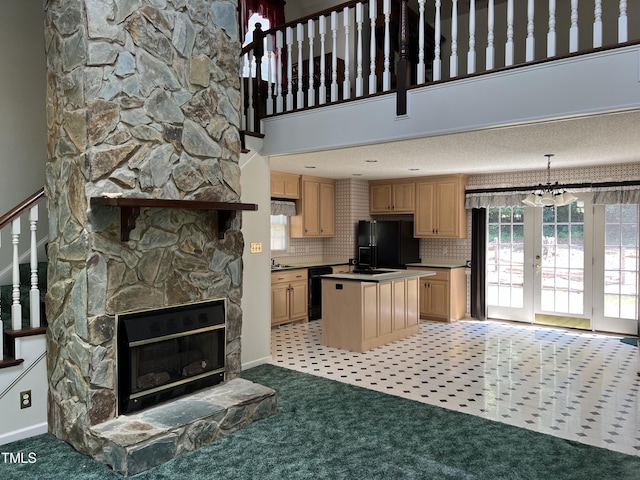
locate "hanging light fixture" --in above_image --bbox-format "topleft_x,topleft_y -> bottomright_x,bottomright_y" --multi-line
522,154 -> 577,207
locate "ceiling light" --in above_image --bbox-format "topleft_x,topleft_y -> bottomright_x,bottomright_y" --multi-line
365,159 -> 377,163
408,168 -> 420,171
304,165 -> 316,169
522,154 -> 577,207
352,173 -> 363,176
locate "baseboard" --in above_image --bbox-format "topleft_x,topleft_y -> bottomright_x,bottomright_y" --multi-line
241,355 -> 273,371
0,422 -> 48,446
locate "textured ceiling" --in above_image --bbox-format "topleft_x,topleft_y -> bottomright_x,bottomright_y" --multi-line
269,109 -> 640,180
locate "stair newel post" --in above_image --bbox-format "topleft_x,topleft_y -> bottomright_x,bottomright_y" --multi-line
450,0 -> 458,78
276,30 -> 284,113
319,15 -> 327,105
486,0 -> 495,70
433,0 -> 442,81
619,1 -> 628,43
355,2 -> 364,97
383,0 -> 391,91
526,0 -> 535,61
569,0 -> 579,53
593,1 -> 603,48
505,0 -> 514,66
369,0 -> 377,94
296,22 -> 304,108
266,33 -> 274,116
331,11 -> 339,102
396,0 -> 409,116
253,23 -> 265,132
11,218 -> 22,332
467,0 -> 476,74
29,205 -> 40,328
547,0 -> 556,57
286,26 -> 294,111
417,0 -> 426,84
307,19 -> 316,107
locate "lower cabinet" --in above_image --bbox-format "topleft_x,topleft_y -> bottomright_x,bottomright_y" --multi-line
409,267 -> 466,322
271,269 -> 308,327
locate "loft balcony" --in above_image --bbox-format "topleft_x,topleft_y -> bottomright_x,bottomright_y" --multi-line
240,1 -> 640,161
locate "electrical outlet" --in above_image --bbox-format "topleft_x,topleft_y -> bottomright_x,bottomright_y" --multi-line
20,390 -> 31,409
250,242 -> 262,253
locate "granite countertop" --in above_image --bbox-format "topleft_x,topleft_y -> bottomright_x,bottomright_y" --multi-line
271,257 -> 350,272
406,259 -> 468,269
321,269 -> 435,283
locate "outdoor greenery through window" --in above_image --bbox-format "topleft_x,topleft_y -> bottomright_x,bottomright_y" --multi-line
487,206 -> 525,308
271,215 -> 288,252
604,204 -> 639,319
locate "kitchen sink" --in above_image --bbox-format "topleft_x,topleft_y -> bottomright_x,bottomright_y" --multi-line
351,269 -> 395,275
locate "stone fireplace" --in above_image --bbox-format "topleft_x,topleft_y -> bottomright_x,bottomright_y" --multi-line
43,0 -> 274,475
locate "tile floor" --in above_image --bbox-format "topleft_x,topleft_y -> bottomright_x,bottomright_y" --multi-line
271,319 -> 640,457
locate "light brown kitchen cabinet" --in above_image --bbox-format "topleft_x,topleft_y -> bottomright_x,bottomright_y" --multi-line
408,267 -> 466,322
271,269 -> 308,327
369,180 -> 415,214
270,171 -> 300,199
290,176 -> 335,237
414,174 -> 467,238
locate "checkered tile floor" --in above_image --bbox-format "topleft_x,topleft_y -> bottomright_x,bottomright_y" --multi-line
271,319 -> 640,457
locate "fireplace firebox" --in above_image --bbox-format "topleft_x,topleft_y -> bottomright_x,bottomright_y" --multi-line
116,299 -> 226,415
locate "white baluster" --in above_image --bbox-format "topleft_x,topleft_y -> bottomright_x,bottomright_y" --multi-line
266,34 -> 274,115
319,16 -> 327,105
547,0 -> 556,57
450,0 -> 458,78
29,205 -> 40,328
383,0 -> 391,91
239,67 -> 246,131
286,27 -> 293,111
467,0 -> 476,74
369,0 -> 377,93
275,30 -> 284,113
308,19 -> 316,107
356,3 -> 364,96
505,0 -> 514,66
526,0 -> 535,61
619,1 -> 628,43
246,69 -> 254,131
296,23 -> 304,108
593,1 -> 603,48
343,7 -> 351,100
433,0 -> 442,81
12,219 -> 22,331
569,0 -> 579,53
417,0 -> 426,84
331,11 -> 339,102
486,0 -> 495,70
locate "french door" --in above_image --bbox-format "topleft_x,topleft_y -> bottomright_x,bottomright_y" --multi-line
487,198 -> 639,334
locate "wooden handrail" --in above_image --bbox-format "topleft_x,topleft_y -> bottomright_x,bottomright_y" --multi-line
0,188 -> 45,231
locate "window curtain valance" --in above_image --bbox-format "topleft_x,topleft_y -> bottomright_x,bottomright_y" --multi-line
271,199 -> 297,216
465,182 -> 640,209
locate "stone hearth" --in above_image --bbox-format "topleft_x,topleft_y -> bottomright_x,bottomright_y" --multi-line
43,0 -> 272,474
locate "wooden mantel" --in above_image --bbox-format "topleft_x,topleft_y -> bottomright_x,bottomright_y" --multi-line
90,196 -> 258,241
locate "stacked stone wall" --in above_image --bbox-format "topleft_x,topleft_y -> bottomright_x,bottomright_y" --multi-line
44,0 -> 243,455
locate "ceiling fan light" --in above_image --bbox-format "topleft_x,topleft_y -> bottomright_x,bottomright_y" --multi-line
540,191 -> 555,205
522,193 -> 539,206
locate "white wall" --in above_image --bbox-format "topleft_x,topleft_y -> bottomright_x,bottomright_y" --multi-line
0,1 -> 47,212
240,141 -> 272,369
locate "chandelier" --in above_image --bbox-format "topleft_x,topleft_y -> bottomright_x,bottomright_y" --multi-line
522,154 -> 577,207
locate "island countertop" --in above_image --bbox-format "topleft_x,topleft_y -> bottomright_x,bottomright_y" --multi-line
321,269 -> 435,283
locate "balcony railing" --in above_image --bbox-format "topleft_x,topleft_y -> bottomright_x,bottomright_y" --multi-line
240,0 -> 637,134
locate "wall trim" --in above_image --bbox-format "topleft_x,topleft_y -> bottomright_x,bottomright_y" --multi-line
0,422 -> 48,447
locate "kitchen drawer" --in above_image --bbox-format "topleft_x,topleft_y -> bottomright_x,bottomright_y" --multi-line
271,269 -> 308,285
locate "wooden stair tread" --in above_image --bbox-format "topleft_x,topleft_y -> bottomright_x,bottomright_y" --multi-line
0,357 -> 24,368
5,326 -> 47,339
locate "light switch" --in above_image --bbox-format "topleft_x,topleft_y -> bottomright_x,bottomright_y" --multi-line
250,242 -> 262,253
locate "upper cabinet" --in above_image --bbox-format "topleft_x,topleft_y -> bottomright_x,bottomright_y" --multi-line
290,175 -> 336,238
414,174 -> 468,238
270,171 -> 300,199
369,180 -> 415,214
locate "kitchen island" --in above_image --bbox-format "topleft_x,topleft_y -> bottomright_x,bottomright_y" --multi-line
321,269 -> 434,352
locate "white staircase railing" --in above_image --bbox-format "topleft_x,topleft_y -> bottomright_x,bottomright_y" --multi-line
241,0 -> 638,133
0,189 -> 46,362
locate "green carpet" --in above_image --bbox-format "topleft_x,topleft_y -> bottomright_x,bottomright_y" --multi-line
2,364 -> 640,479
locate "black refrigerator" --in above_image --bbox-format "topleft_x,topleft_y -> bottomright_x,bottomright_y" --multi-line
357,220 -> 420,269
